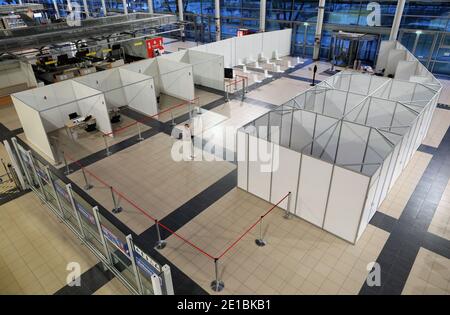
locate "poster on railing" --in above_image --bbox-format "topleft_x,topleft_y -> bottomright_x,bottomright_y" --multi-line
35,167 -> 48,182
54,182 -> 71,202
101,225 -> 129,256
75,201 -> 96,225
134,245 -> 161,276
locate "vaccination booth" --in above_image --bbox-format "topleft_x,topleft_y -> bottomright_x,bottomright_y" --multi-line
12,80 -> 112,162
237,42 -> 441,243
123,57 -> 195,102
74,68 -> 158,116
160,50 -> 225,91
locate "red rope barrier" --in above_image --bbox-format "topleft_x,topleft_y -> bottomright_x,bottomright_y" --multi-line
103,97 -> 200,137
216,192 -> 290,260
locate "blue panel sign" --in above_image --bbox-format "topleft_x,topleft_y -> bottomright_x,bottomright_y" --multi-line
135,254 -> 158,278
101,225 -> 129,256
134,245 -> 161,273
54,182 -> 70,202
75,201 -> 96,225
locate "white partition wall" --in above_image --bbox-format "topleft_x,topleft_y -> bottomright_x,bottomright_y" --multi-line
237,40 -> 441,244
74,68 -> 158,116
12,80 -> 112,162
190,29 -> 292,67
157,58 -> 195,101
160,50 -> 225,91
12,95 -> 53,160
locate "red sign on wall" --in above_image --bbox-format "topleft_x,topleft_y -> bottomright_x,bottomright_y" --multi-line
146,37 -> 164,58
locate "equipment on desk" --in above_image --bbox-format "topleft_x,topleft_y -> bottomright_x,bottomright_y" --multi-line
72,117 -> 85,124
68,112 -> 79,120
84,115 -> 97,132
224,68 -> 234,79
109,107 -> 121,124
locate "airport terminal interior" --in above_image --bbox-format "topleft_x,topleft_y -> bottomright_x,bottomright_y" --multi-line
0,0 -> 449,296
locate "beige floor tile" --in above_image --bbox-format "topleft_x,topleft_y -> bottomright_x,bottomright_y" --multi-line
0,193 -> 100,294
402,247 -> 450,295
247,77 -> 312,105
159,188 -> 389,295
422,108 -> 450,148
378,151 -> 433,219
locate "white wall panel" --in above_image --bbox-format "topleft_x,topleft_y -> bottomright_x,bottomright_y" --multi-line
12,96 -> 55,162
395,60 -> 418,81
270,145 -> 300,211
237,131 -> 248,190
248,135 -> 273,200
386,49 -> 407,76
323,166 -> 370,243
296,155 -> 333,227
72,81 -> 112,135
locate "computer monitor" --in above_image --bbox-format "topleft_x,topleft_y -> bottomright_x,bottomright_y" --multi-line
224,68 -> 234,79
68,112 -> 78,120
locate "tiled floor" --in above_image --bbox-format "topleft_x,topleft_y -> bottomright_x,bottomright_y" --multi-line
160,188 -> 389,295
290,61 -> 334,82
68,132 -> 236,234
1,57 -> 450,295
422,108 -> 450,148
378,151 -> 433,219
46,114 -> 150,166
156,88 -> 223,123
94,277 -> 130,295
0,104 -> 21,131
0,193 -> 99,294
402,247 -> 450,295
247,77 -> 312,105
205,100 -> 272,152
428,178 -> 450,241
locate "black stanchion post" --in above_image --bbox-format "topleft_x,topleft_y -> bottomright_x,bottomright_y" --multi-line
311,64 -> 317,86
284,192 -> 292,219
110,186 -> 122,214
210,258 -> 224,292
255,215 -> 266,247
154,220 -> 167,250
81,167 -> 93,190
62,151 -> 72,175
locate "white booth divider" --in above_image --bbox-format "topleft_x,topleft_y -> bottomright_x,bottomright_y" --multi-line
191,29 -> 292,68
12,80 -> 111,162
123,57 -> 195,101
237,40 -> 441,243
74,68 -> 158,116
161,50 -> 225,91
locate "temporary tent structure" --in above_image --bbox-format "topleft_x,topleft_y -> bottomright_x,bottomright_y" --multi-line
237,41 -> 441,243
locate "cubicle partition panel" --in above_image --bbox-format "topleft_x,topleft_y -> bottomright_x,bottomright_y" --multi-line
12,94 -> 54,161
118,69 -> 157,116
190,29 -> 292,67
187,51 -> 224,91
156,58 -> 195,101
12,80 -> 111,162
236,41 -> 441,244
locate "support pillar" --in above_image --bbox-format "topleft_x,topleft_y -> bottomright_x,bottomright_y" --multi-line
259,0 -> 266,33
389,0 -> 406,40
214,0 -> 221,41
123,0 -> 128,14
313,0 -> 326,60
178,0 -> 185,40
82,0 -> 89,17
148,0 -> 154,14
101,0 -> 107,16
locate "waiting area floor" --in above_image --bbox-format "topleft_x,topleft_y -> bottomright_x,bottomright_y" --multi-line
1,57 -> 450,295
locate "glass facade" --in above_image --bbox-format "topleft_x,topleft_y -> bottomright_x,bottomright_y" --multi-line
2,0 -> 450,75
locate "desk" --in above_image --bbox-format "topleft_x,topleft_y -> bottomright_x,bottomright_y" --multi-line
65,117 -> 96,140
